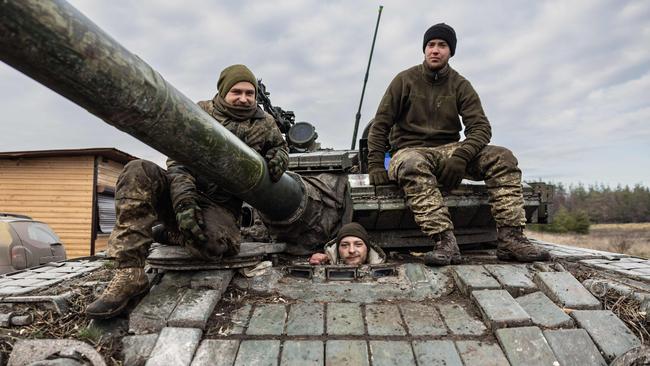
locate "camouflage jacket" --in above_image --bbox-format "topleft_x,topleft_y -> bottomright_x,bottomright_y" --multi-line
167,97 -> 288,212
367,63 -> 492,167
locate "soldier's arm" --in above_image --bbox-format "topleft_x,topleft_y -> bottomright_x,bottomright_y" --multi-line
263,115 -> 289,181
166,159 -> 199,209
367,76 -> 402,168
264,115 -> 289,158
454,80 -> 492,162
166,159 -> 208,250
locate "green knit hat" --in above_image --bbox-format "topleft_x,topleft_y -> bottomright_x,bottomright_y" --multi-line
217,64 -> 258,97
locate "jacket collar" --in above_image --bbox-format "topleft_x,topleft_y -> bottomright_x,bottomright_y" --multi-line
421,62 -> 450,84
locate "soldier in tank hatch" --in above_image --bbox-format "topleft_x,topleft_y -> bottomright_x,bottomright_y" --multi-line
309,222 -> 386,265
367,23 -> 550,266
86,64 -> 289,319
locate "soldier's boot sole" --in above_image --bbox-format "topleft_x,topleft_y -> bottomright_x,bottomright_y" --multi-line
423,251 -> 461,266
426,229 -> 462,266
424,253 -> 451,266
86,285 -> 150,320
450,252 -> 462,264
496,248 -> 550,262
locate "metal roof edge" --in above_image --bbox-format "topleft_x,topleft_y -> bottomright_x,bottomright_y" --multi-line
0,147 -> 139,164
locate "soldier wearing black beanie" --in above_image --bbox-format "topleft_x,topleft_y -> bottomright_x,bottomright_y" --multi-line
367,22 -> 551,266
422,23 -> 457,56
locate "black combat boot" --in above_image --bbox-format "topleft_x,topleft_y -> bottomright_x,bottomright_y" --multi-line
85,267 -> 149,319
424,229 -> 461,266
496,226 -> 550,262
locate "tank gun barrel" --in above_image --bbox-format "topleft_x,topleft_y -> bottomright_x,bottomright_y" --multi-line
0,0 -> 302,221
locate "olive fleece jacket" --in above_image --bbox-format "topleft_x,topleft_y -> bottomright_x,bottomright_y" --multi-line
167,96 -> 288,214
367,63 -> 492,168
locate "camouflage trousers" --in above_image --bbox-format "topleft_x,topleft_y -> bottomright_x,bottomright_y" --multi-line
107,159 -> 240,268
388,143 -> 526,236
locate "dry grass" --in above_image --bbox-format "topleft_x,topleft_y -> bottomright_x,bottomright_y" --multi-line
0,267 -> 123,365
527,223 -> 650,258
601,291 -> 650,344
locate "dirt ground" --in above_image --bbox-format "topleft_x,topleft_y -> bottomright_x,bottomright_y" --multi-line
527,223 -> 650,259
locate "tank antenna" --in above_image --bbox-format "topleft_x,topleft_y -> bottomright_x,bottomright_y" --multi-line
351,5 -> 383,150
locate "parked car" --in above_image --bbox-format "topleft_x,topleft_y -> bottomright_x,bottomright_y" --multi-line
0,213 -> 66,274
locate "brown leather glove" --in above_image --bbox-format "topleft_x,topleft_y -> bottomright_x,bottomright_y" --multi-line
368,164 -> 390,185
438,155 -> 467,189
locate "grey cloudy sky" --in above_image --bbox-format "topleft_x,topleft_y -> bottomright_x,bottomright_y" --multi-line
1,0 -> 649,187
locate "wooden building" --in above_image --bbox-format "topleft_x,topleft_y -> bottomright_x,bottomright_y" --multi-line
0,148 -> 137,258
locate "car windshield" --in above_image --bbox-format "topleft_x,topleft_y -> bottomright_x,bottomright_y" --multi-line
11,221 -> 60,244
0,222 -> 15,246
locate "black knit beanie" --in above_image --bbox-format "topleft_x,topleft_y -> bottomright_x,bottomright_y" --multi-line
336,222 -> 370,246
422,23 -> 457,56
217,64 -> 258,97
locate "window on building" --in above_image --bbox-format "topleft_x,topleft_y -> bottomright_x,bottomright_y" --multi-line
97,193 -> 115,234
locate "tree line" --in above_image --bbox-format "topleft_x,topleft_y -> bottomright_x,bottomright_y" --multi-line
530,183 -> 650,233
551,183 -> 650,223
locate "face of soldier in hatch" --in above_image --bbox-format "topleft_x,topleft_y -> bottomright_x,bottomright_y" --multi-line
338,236 -> 369,265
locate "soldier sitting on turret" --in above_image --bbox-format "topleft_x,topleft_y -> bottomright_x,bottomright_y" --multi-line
86,64 -> 289,319
367,23 -> 550,266
309,223 -> 386,265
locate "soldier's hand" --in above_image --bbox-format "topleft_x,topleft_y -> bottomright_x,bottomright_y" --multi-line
309,253 -> 330,265
175,199 -> 208,246
438,155 -> 467,189
265,149 -> 288,182
368,165 -> 390,186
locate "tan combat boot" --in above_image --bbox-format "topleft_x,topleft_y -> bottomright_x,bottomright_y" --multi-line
496,226 -> 550,262
424,230 -> 461,266
85,267 -> 149,319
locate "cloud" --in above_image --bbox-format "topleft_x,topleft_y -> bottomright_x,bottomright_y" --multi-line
0,0 -> 648,187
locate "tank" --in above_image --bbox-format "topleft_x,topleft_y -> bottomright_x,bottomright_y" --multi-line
0,1 -> 648,365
